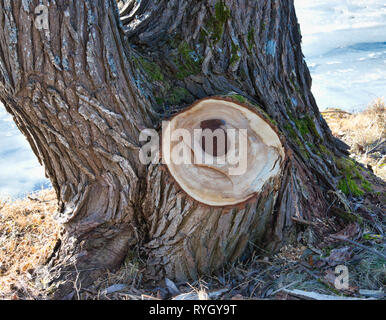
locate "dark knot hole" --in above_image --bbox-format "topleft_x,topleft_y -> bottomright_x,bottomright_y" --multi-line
199,119 -> 228,157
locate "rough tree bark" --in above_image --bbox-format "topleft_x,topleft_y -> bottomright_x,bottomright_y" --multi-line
0,0 -> 349,296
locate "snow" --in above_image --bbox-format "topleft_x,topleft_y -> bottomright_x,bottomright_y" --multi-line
0,108 -> 50,199
1,0 -> 385,197
295,0 -> 386,111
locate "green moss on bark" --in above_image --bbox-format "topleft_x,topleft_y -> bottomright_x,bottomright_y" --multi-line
288,113 -> 320,141
204,1 -> 231,44
166,87 -> 192,106
336,157 -> 373,197
338,177 -> 365,197
247,28 -> 255,52
133,56 -> 164,82
174,42 -> 203,79
230,41 -> 241,66
213,1 -> 230,42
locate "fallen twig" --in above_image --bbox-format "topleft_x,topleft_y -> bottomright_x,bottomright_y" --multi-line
282,289 -> 365,300
269,281 -> 301,296
27,196 -> 50,203
330,235 -> 386,260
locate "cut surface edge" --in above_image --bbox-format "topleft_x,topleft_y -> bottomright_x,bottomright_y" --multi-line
162,97 -> 285,207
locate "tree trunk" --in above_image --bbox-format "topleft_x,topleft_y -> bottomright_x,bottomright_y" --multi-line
0,0 -> 349,296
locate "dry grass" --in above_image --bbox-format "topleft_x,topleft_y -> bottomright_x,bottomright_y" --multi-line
347,242 -> 385,290
0,189 -> 59,299
322,98 -> 385,146
322,98 -> 386,180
